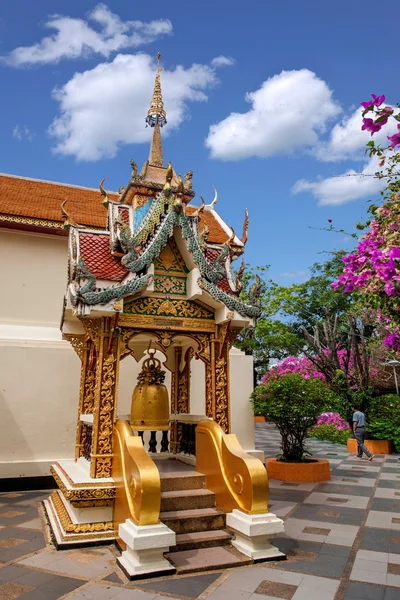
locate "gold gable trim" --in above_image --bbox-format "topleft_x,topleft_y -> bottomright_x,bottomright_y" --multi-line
123,297 -> 214,320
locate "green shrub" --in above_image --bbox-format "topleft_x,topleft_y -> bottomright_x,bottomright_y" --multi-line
308,424 -> 352,445
366,394 -> 400,452
251,373 -> 340,462
367,394 -> 400,420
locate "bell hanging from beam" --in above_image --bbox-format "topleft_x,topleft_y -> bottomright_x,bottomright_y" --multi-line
130,347 -> 170,431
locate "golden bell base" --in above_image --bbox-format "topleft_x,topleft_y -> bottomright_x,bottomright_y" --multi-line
130,424 -> 171,431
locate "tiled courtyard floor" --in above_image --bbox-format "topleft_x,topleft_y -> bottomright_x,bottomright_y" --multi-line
0,422 -> 399,600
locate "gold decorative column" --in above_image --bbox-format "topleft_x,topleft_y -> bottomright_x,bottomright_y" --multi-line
177,347 -> 193,414
89,317 -> 120,478
213,324 -> 237,433
205,340 -> 216,420
170,347 -> 182,453
75,339 -> 94,459
63,334 -> 93,460
170,347 -> 181,415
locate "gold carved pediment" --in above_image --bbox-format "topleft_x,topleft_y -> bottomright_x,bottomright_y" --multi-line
123,297 -> 214,320
152,239 -> 189,297
154,239 -> 188,274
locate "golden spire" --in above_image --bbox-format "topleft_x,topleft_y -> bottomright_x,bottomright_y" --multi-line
146,53 -> 167,167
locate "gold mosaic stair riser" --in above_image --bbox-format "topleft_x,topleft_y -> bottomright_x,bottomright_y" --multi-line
50,491 -> 113,534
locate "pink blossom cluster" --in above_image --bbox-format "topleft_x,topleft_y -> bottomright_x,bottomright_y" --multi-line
316,412 -> 350,431
384,333 -> 400,351
333,96 -> 400,299
331,217 -> 400,297
261,348 -> 380,387
361,93 -> 400,147
333,94 -> 400,356
261,355 -> 325,384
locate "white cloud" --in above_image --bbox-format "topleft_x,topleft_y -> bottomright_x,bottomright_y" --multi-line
49,53 -> 217,161
210,55 -> 235,68
292,155 -> 382,206
12,125 -> 34,142
315,104 -> 397,162
280,270 -> 308,281
293,106 -> 400,205
205,69 -> 341,160
2,4 -> 172,66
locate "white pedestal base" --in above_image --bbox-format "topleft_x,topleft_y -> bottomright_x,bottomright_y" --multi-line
226,509 -> 286,561
117,519 -> 176,579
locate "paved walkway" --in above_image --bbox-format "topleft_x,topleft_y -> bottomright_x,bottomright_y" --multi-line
0,423 -> 398,600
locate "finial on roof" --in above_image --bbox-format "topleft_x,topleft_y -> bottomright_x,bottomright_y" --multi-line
193,196 -> 205,217
146,53 -> 167,167
99,178 -> 110,208
209,186 -> 218,209
61,199 -> 80,229
163,162 -> 173,197
240,209 -> 249,245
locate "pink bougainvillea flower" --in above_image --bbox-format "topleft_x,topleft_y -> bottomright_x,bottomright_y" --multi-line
361,94 -> 385,110
371,94 -> 386,107
362,118 -> 382,135
388,124 -> 400,149
361,101 -> 374,110
384,334 -> 400,351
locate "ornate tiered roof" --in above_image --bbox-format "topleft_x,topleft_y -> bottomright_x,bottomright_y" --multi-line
61,56 -> 261,323
0,55 -> 260,325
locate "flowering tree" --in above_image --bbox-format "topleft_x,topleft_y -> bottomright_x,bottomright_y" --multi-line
315,412 -> 350,430
333,95 -> 400,352
261,355 -> 325,384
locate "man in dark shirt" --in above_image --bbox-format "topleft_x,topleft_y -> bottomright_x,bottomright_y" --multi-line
352,405 -> 374,460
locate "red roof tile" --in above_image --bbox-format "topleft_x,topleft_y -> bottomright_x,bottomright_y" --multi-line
0,174 -> 117,229
186,206 -> 230,245
79,232 -> 128,282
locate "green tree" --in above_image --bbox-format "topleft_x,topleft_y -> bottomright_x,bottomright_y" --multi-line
235,266 -> 302,379
251,373 -> 340,462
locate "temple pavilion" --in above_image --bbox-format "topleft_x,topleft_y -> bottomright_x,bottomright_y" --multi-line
0,55 -> 284,577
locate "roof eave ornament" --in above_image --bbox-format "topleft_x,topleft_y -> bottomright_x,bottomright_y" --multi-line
240,209 -> 249,245
192,196 -> 205,218
99,178 -> 111,208
61,199 -> 80,230
205,186 -> 218,209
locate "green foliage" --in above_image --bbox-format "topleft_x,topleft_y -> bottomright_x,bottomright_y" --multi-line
251,373 -> 340,462
270,252 -> 354,336
235,265 -> 303,378
235,256 -> 356,381
308,424 -> 352,445
368,394 -> 400,420
366,394 -> 400,452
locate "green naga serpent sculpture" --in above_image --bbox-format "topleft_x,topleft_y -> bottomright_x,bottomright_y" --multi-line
72,258 -> 151,306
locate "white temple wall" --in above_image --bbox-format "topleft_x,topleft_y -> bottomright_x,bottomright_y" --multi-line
229,347 -> 257,455
0,229 -> 258,478
0,342 -> 79,478
0,229 -> 68,326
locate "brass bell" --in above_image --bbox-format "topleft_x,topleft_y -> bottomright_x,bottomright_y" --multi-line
130,350 -> 170,431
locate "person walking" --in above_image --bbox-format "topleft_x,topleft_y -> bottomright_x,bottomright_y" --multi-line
352,405 -> 374,461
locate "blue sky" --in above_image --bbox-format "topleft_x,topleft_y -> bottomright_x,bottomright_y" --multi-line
1,1 -> 399,283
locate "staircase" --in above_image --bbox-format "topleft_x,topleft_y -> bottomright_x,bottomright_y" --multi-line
156,460 -> 252,573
